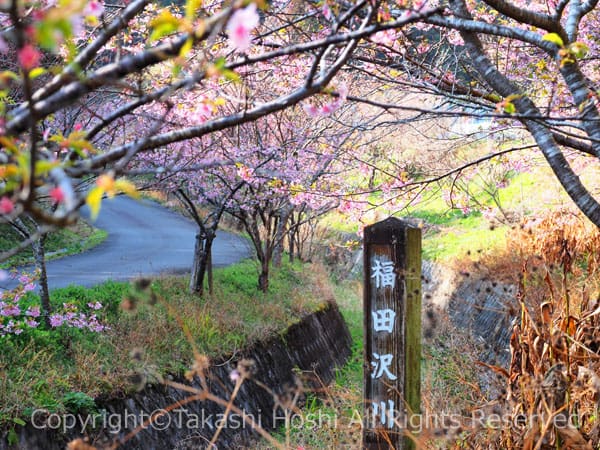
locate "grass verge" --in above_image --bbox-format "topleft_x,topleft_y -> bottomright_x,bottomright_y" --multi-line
0,259 -> 325,424
256,278 -> 364,449
0,220 -> 107,268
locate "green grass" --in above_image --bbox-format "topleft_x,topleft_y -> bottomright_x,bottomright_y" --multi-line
0,259 -> 327,424
258,278 -> 484,449
0,220 -> 107,268
319,152 -> 574,263
412,169 -> 560,261
257,279 -> 364,449
421,216 -> 508,261
318,170 -> 544,262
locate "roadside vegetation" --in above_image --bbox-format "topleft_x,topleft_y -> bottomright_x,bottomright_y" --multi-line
0,259 -> 326,424
255,149 -> 600,448
2,157 -> 599,449
0,220 -> 107,269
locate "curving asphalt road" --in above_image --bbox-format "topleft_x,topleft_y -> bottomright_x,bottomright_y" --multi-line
0,196 -> 251,290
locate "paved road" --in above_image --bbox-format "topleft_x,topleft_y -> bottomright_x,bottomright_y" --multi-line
0,196 -> 251,290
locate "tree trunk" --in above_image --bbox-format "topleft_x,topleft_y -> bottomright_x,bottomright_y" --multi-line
258,257 -> 269,293
288,228 -> 295,263
189,232 -> 205,295
11,218 -> 52,327
273,207 -> 291,267
207,243 -> 213,297
292,226 -> 302,262
453,3 -> 600,227
190,231 -> 216,296
32,234 -> 51,328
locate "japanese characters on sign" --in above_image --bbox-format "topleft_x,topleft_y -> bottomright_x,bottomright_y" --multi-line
371,260 -> 396,290
370,256 -> 398,429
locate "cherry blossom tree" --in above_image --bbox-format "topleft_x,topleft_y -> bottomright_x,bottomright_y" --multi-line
138,104 -> 357,292
0,0 -> 434,244
344,0 -> 600,225
2,0 -> 600,272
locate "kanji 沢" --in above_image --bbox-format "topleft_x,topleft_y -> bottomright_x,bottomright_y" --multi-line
371,352 -> 397,380
371,259 -> 395,289
372,308 -> 396,333
373,399 -> 396,429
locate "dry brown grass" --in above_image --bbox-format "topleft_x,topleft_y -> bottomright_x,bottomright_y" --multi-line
436,209 -> 600,449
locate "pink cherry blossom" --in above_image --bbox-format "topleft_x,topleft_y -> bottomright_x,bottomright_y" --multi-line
192,101 -> 213,123
0,270 -> 108,335
371,29 -> 397,47
226,3 -> 260,52
18,275 -> 28,284
84,0 -> 104,17
26,306 -> 41,317
237,165 -> 254,182
321,103 -> 334,115
50,187 -> 65,204
0,197 -> 14,214
49,314 -> 65,327
17,44 -> 41,71
322,2 -> 333,20
2,304 -> 20,316
302,83 -> 348,117
302,103 -> 319,118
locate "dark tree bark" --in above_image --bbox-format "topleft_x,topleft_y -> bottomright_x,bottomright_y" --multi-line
175,189 -> 215,297
189,230 -> 216,297
32,233 -> 52,328
176,185 -> 242,297
272,205 -> 292,267
10,217 -> 52,327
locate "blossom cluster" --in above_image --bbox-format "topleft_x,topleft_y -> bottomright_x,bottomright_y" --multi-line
0,271 -> 108,336
0,0 -> 105,68
302,83 -> 348,117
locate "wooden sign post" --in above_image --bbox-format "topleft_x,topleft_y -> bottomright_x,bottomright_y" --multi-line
363,217 -> 422,449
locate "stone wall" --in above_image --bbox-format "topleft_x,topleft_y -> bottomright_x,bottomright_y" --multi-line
422,260 -> 516,366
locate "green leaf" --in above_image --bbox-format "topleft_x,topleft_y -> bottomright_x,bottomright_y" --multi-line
171,63 -> 183,77
179,37 -> 194,57
185,0 -> 202,20
213,57 -> 226,70
222,69 -> 241,82
542,32 -> 564,47
36,17 -> 73,50
7,429 -> 17,446
12,418 -> 25,426
569,41 -> 589,59
1,71 -> 19,81
29,67 -> 46,79
0,136 -> 18,153
34,160 -> 59,176
503,102 -> 516,114
86,186 -> 104,221
149,10 -> 181,42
